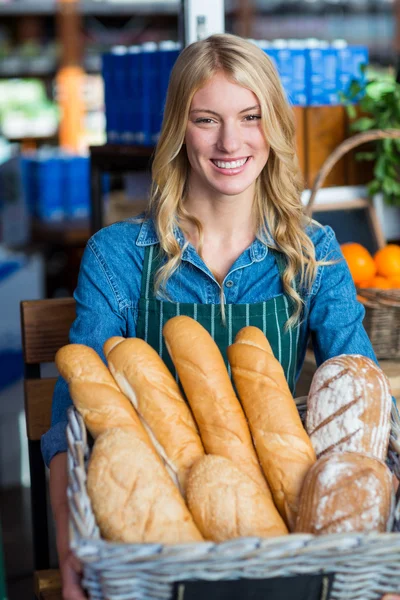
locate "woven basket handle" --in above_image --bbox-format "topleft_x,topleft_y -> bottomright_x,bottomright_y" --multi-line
304,128 -> 400,218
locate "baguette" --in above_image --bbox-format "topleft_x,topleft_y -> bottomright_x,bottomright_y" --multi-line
104,336 -> 205,495
55,344 -> 149,445
186,455 -> 288,542
295,451 -> 394,535
87,428 -> 203,544
227,326 -> 316,531
306,354 -> 392,460
163,316 -> 271,497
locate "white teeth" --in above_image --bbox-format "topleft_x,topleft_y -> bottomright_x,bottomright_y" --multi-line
213,158 -> 248,169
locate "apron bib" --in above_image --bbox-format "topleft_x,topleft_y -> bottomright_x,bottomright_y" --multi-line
136,244 -> 300,394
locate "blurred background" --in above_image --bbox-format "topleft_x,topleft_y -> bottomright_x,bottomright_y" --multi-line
1,0 -> 400,598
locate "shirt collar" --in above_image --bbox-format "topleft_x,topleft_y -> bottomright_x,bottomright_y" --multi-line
136,216 -> 269,261
136,218 -> 159,246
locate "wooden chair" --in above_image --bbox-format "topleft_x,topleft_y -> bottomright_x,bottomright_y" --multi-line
20,298 -> 76,600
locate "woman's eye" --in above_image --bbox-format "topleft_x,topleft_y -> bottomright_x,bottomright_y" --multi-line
195,118 -> 215,124
244,114 -> 262,121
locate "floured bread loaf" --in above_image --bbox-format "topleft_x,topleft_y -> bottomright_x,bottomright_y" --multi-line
306,354 -> 392,460
186,455 -> 288,542
87,428 -> 203,544
295,451 -> 393,535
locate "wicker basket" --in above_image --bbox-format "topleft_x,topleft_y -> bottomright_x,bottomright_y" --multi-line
67,400 -> 400,600
355,289 -> 400,359
305,128 -> 400,360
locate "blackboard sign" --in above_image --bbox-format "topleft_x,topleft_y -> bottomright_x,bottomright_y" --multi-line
174,573 -> 334,600
311,199 -> 385,255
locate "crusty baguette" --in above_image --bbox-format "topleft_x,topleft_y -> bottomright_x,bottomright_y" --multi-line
163,316 -> 271,497
186,455 -> 288,542
306,354 -> 392,460
227,326 -> 316,531
87,428 -> 203,544
55,344 -> 149,444
104,336 -> 205,495
295,451 -> 394,535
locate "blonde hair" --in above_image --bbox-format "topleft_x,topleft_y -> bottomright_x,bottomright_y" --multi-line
147,33 -> 318,327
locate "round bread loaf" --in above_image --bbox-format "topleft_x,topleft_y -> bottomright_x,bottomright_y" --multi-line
186,454 -> 288,542
295,451 -> 394,535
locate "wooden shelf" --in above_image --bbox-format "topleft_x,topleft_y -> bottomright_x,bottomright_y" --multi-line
90,143 -> 154,171
32,219 -> 90,246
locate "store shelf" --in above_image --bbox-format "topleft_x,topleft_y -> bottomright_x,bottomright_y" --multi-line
90,143 -> 154,171
32,218 -> 90,246
0,0 -> 179,16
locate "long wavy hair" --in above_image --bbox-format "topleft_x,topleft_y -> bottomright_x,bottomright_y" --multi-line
147,33 -> 319,326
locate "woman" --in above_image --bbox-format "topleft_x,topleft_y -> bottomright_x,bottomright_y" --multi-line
41,34 -> 394,600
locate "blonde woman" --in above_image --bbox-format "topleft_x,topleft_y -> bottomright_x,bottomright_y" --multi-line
44,34 -> 380,599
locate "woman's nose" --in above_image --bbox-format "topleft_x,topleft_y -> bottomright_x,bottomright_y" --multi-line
216,122 -> 242,154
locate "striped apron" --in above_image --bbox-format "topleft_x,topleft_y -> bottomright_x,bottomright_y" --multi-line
136,244 -> 300,394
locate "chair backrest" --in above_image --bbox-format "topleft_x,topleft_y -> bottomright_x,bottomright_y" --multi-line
20,298 -> 76,571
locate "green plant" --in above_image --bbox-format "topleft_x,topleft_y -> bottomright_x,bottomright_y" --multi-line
341,69 -> 400,207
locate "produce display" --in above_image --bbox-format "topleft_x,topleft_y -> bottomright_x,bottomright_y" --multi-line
56,317 -> 396,544
341,242 -> 400,289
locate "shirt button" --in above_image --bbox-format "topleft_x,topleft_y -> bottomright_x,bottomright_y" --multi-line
225,280 -> 234,288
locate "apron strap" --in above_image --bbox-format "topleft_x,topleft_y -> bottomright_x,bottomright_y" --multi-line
269,248 -> 299,312
140,245 -> 159,300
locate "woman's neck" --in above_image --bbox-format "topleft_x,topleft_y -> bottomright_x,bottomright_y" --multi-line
181,193 -> 257,282
182,193 -> 256,248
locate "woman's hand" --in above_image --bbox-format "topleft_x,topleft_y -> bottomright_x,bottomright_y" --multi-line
60,551 -> 86,600
49,453 -> 87,599
381,595 -> 400,599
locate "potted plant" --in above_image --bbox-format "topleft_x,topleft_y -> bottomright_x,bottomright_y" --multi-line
342,68 -> 400,241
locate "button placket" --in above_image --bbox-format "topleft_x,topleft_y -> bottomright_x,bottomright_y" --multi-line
223,270 -> 242,303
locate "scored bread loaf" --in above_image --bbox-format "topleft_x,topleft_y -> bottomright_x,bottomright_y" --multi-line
163,316 -> 271,497
306,354 -> 392,460
295,451 -> 394,535
227,326 -> 316,531
104,336 -> 205,495
186,455 -> 288,542
55,344 -> 149,444
87,428 -> 203,544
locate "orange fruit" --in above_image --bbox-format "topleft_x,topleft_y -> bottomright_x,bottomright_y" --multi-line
358,279 -> 373,289
361,275 -> 393,289
340,243 -> 376,284
388,274 -> 400,289
374,244 -> 400,278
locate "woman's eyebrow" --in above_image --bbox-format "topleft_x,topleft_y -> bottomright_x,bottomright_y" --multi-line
190,104 -> 261,116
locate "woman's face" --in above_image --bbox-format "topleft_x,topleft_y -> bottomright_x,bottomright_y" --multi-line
185,72 -> 270,200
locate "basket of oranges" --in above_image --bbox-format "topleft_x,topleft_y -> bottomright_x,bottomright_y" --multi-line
305,129 -> 400,359
341,242 -> 400,358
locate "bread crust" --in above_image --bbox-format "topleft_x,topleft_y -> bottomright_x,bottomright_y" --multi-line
186,455 -> 288,542
87,428 -> 203,544
163,316 -> 271,497
104,336 -> 204,494
228,326 -> 316,531
295,451 -> 394,534
56,344 -> 149,443
306,354 -> 392,460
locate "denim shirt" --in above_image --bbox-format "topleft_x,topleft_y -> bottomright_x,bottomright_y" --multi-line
41,217 -> 377,467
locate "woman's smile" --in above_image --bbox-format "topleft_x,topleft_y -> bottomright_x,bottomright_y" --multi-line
210,156 -> 251,175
